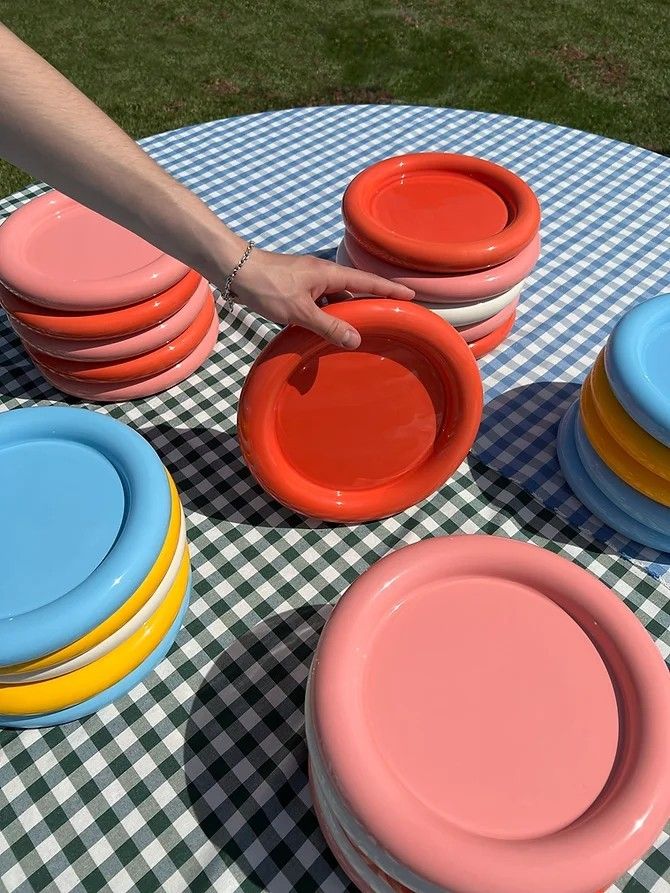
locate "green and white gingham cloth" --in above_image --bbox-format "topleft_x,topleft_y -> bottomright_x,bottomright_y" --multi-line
0,107 -> 668,893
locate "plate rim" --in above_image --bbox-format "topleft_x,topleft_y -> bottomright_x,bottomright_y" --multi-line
0,192 -> 189,309
237,299 -> 483,523
0,406 -> 171,665
342,152 -> 541,273
310,531 -> 670,892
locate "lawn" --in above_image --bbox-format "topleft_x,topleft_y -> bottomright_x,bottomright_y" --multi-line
0,0 -> 667,196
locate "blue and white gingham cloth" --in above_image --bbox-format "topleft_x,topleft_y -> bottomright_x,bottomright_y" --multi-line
5,105 -> 670,581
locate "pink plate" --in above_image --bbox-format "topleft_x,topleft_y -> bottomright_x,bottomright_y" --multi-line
457,295 -> 519,342
338,231 -> 540,303
0,192 -> 189,310
11,278 -> 211,362
310,535 -> 670,893
36,311 -> 218,402
336,233 -> 540,304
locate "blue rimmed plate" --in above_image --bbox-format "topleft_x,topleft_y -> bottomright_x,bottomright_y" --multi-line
0,578 -> 190,729
605,294 -> 670,447
0,407 -> 170,665
557,400 -> 670,552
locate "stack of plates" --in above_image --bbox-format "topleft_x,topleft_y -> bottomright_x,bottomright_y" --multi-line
338,153 -> 541,358
558,294 -> 670,551
0,192 -> 218,401
238,298 -> 483,523
0,406 -> 191,728
307,535 -> 670,893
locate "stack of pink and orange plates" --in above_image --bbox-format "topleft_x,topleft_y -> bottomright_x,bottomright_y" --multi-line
307,535 -> 670,893
0,192 -> 218,401
337,153 -> 541,358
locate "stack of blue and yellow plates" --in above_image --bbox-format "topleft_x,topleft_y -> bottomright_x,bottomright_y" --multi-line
0,406 -> 191,728
557,294 -> 670,551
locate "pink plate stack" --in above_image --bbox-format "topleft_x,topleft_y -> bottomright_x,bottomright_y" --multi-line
307,535 -> 670,893
337,153 -> 541,359
0,192 -> 218,401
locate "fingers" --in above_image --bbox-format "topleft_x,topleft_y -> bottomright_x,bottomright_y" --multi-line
320,262 -> 415,302
297,301 -> 361,350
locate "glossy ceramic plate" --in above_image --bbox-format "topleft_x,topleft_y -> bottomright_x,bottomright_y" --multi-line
414,280 -> 522,326
581,370 -> 670,506
574,408 -> 670,535
590,351 -> 670,482
238,299 -> 483,523
605,294 -> 670,446
558,401 -> 670,552
469,309 -> 516,360
0,270 -> 201,340
342,153 -> 541,272
0,407 -> 171,667
457,296 -> 518,341
37,311 -> 218,402
0,579 -> 191,729
0,511 -> 187,684
338,232 -> 540,303
11,277 -> 210,363
310,766 -> 401,893
0,548 -> 189,715
30,292 -> 216,383
1,473 -> 183,677
308,533 -> 670,893
0,192 -> 189,309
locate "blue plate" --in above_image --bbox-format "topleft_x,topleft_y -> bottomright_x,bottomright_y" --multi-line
557,401 -> 670,552
605,294 -> 670,447
0,407 -> 170,666
0,576 -> 190,729
574,410 -> 670,535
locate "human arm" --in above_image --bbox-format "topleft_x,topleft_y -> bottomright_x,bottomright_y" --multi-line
0,23 -> 413,348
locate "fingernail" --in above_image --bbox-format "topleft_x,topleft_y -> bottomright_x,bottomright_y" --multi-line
342,329 -> 360,349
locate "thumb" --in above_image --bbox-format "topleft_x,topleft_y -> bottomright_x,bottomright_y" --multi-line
299,302 -> 361,349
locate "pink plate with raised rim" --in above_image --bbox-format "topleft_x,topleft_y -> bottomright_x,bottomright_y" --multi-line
11,278 -> 211,362
309,535 -> 670,893
338,232 -> 540,303
0,192 -> 189,310
36,312 -> 218,402
456,295 -> 518,342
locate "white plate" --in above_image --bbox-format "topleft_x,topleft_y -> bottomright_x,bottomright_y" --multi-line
0,511 -> 187,683
416,280 -> 524,326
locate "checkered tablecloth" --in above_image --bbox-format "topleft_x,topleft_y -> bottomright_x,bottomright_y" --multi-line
0,106 -> 668,893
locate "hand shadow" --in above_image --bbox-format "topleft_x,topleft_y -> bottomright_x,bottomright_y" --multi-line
138,421 -> 330,531
183,603 -> 353,892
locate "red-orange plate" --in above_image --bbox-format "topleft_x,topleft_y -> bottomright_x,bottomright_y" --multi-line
238,299 -> 483,523
0,271 -> 201,340
28,292 -> 216,383
343,153 -> 541,273
470,309 -> 517,360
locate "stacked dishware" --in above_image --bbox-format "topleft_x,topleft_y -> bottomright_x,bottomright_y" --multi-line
0,406 -> 191,728
558,294 -> 670,551
338,152 -> 541,358
0,192 -> 218,401
307,535 -> 670,893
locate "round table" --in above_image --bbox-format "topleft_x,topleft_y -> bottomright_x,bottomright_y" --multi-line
0,106 -> 667,893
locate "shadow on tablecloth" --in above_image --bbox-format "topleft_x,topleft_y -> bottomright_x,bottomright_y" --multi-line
140,422 -> 330,531
182,603 -> 353,892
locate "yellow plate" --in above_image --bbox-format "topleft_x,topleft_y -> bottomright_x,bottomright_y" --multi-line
0,547 -> 190,715
3,471 -> 183,676
580,371 -> 670,507
591,351 -> 670,482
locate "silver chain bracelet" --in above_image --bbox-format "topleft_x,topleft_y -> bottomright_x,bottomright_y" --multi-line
222,240 -> 255,311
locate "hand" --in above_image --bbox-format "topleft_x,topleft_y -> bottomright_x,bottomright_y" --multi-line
230,249 -> 414,349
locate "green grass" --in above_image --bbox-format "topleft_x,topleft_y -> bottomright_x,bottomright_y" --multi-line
0,0 -> 668,196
